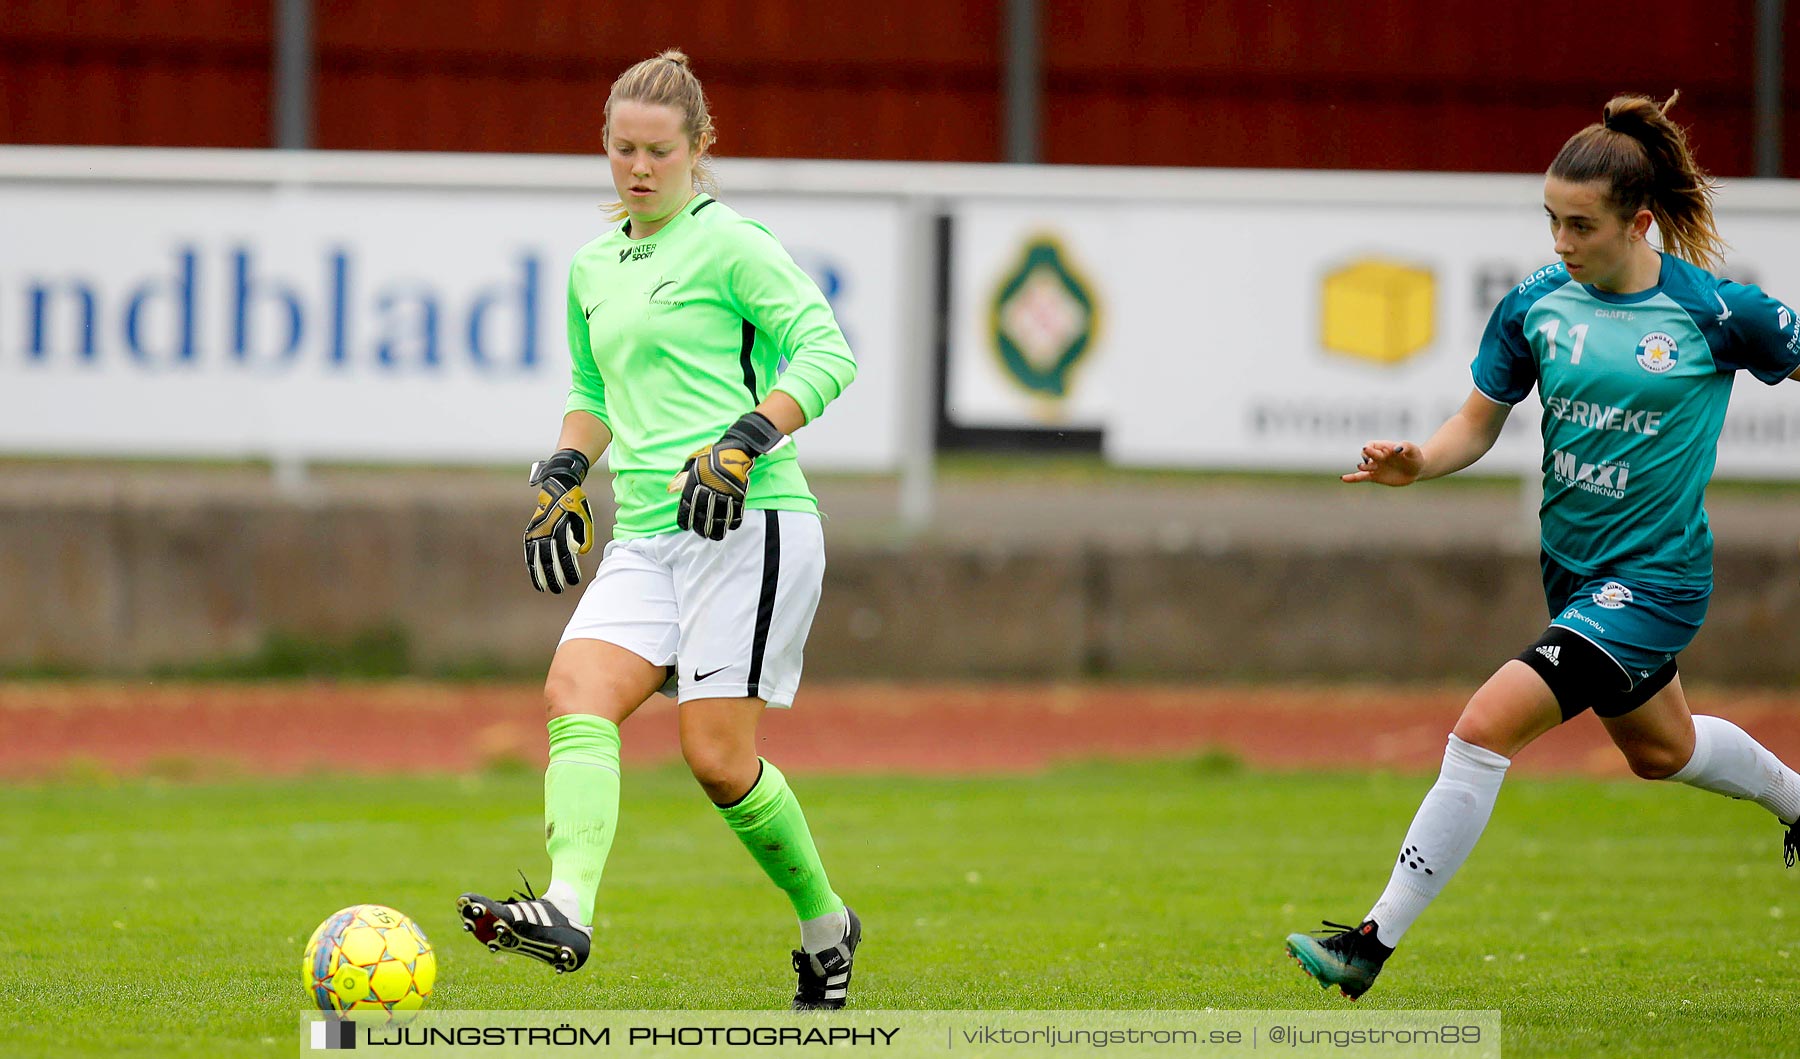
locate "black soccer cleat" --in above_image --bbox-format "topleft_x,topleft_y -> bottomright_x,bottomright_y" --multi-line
792,907 -> 861,1010
1785,819 -> 1800,869
458,890 -> 592,974
1285,919 -> 1394,1000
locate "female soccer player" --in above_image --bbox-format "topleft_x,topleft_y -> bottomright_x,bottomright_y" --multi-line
456,50 -> 862,1011
1287,93 -> 1800,1000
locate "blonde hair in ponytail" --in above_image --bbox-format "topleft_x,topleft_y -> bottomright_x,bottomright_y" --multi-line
602,50 -> 718,221
1548,91 -> 1726,271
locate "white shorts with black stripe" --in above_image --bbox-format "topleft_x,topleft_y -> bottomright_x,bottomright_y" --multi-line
559,509 -> 824,709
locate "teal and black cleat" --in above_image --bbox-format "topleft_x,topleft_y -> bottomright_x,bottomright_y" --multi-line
1285,919 -> 1393,1000
792,907 -> 861,1010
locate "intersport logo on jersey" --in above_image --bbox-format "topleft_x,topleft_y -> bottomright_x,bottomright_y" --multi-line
1550,448 -> 1631,498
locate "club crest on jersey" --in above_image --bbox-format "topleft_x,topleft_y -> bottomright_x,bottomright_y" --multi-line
1592,582 -> 1634,609
1635,331 -> 1678,374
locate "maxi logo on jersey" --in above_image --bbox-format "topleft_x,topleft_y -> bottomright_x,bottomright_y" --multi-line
1543,396 -> 1664,436
1550,448 -> 1630,498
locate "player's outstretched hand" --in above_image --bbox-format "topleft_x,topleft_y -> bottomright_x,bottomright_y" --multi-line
669,412 -> 785,541
1342,441 -> 1424,486
524,448 -> 595,593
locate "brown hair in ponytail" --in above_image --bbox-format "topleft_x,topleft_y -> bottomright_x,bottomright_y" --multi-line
1547,92 -> 1726,271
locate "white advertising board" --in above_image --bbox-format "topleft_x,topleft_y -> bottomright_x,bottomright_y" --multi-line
6,150 -> 1797,485
946,207 -> 1110,432
0,166 -> 905,470
949,184 -> 1800,477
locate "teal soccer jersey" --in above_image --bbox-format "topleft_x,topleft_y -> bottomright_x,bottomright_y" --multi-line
564,194 -> 857,539
1473,256 -> 1800,589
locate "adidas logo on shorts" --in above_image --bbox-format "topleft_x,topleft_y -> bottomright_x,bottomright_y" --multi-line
1536,644 -> 1561,666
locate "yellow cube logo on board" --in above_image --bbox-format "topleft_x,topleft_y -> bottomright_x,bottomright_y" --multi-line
1321,259 -> 1435,364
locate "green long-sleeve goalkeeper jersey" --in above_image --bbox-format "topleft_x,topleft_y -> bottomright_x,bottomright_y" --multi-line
563,193 -> 858,539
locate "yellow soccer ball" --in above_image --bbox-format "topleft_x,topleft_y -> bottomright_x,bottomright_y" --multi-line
303,904 -> 436,1024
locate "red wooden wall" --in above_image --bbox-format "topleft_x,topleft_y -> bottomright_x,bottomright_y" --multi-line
308,1 -> 1000,158
2,0 -> 1795,176
1039,1 -> 1779,175
3,0 -> 272,148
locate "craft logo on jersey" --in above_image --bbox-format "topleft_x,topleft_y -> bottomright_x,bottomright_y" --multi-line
1319,258 -> 1435,365
1635,331 -> 1678,374
1593,581 -> 1634,609
989,235 -> 1099,398
619,243 -> 657,264
1550,448 -> 1630,498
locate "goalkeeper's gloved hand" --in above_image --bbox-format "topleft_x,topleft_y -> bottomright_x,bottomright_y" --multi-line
523,448 -> 595,594
670,412 -> 784,541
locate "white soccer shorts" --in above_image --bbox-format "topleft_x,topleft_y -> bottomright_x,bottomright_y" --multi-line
559,509 -> 824,708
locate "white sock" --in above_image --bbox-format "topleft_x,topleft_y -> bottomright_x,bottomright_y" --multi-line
799,908 -> 849,954
1366,734 -> 1510,947
1669,715 -> 1800,824
543,879 -> 585,925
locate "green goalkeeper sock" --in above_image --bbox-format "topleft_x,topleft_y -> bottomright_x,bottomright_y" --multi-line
715,759 -> 845,923
543,714 -> 621,925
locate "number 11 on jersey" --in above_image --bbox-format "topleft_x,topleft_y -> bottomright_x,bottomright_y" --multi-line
1537,320 -> 1589,364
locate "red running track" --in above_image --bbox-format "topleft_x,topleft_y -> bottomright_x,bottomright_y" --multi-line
6,682 -> 1800,779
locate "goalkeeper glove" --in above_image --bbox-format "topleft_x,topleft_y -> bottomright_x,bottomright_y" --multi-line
671,412 -> 784,541
523,448 -> 595,594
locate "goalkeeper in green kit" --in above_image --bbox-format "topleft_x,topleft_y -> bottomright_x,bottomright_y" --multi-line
457,50 -> 862,1011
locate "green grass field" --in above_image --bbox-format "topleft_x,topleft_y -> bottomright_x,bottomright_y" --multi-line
4,761 -> 1796,1058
